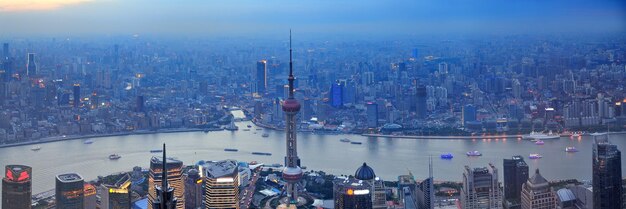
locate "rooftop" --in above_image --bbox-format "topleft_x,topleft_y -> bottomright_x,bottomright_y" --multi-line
204,159 -> 238,178
56,173 -> 83,183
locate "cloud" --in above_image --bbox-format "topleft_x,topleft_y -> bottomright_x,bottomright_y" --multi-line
0,0 -> 91,12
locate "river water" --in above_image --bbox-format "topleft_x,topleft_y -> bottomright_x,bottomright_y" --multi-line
1,121 -> 625,195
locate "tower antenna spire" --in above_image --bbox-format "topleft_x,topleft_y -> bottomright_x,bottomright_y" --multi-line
288,29 -> 295,98
161,143 -> 167,209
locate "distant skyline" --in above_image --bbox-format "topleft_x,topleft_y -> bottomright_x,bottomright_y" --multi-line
0,0 -> 625,38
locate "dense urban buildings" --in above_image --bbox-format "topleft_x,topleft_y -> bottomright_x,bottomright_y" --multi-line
2,165 -> 32,209
55,173 -> 85,209
503,156 -> 529,209
203,160 -> 240,209
149,154 -> 185,209
520,169 -> 556,209
592,134 -> 623,209
461,164 -> 503,209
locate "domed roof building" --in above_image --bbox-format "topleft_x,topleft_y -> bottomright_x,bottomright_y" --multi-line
355,162 -> 376,181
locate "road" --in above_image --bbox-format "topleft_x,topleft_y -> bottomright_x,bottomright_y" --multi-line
241,167 -> 261,208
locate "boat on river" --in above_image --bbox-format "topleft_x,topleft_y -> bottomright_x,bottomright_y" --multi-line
523,131 -> 560,140
31,146 -> 41,151
535,140 -> 545,145
109,154 -> 121,160
350,141 -> 362,145
262,133 -> 270,137
440,153 -> 454,159
466,151 -> 482,156
565,147 -> 578,152
224,148 -> 239,152
251,152 -> 272,156
340,138 -> 351,142
150,149 -> 163,153
529,154 -> 542,159
84,140 -> 93,144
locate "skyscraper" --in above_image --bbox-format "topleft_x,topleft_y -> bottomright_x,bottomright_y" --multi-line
55,173 -> 85,209
84,183 -> 97,209
101,174 -> 132,209
333,177 -> 373,209
153,144 -> 178,209
2,165 -> 32,209
136,95 -> 145,112
184,169 -> 202,209
462,104 -> 477,127
26,53 -> 37,76
256,60 -> 267,94
503,156 -> 529,209
592,134 -> 623,209
282,31 -> 304,206
203,160 -> 240,209
354,163 -> 386,209
330,81 -> 344,108
416,85 -> 427,119
2,43 -> 8,59
149,146 -> 184,209
73,84 -> 81,108
461,164 -> 503,209
366,102 -> 378,129
416,157 -> 434,209
520,169 -> 556,209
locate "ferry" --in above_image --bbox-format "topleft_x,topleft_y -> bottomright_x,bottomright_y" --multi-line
243,129 -> 251,131
340,138 -> 351,143
247,125 -> 252,128
251,152 -> 272,156
150,149 -> 163,153
109,154 -> 122,160
466,151 -> 482,156
224,148 -> 239,152
522,131 -> 560,140
84,140 -> 93,144
31,146 -> 41,151
535,140 -> 545,145
565,147 -> 579,152
262,133 -> 270,137
256,128 -> 263,131
529,154 -> 542,159
572,132 -> 582,137
440,153 -> 454,159
350,141 -> 363,145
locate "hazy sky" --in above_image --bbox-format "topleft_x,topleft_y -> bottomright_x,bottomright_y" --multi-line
0,0 -> 625,38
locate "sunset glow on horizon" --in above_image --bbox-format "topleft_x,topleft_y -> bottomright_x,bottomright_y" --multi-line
0,0 -> 91,12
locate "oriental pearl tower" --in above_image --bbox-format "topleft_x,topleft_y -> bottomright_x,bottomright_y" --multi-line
281,31 -> 303,206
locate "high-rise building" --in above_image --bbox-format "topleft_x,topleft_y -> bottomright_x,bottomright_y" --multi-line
503,156 -> 529,209
592,134 -> 623,209
2,43 -> 8,58
366,102 -> 378,129
184,169 -> 202,209
461,164 -> 503,209
520,169 -> 556,209
73,84 -> 81,108
463,104 -> 477,126
416,85 -> 427,119
153,144 -> 178,209
282,31 -> 304,207
149,151 -> 184,209
26,53 -> 37,76
330,81 -> 344,108
416,157 -> 434,209
136,95 -> 145,112
2,165 -> 32,209
256,60 -> 267,94
354,163 -> 386,209
55,173 -> 85,209
84,183 -> 97,209
333,177 -> 373,209
101,174 -> 132,209
203,160 -> 239,209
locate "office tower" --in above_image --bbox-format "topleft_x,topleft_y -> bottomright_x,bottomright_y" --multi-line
503,156 -> 529,209
149,146 -> 184,209
153,144 -> 178,209
73,84 -> 81,108
416,157 -> 434,209
416,85 -> 427,119
2,165 -> 32,209
256,60 -> 267,94
461,164 -> 503,209
333,177 -> 372,209
136,95 -> 145,112
26,53 -> 37,76
330,81 -> 344,108
84,183 -> 97,209
203,160 -> 239,209
55,173 -> 85,209
184,169 -> 202,209
520,169 -> 556,209
354,163 -> 386,209
462,104 -> 477,126
101,174 -> 132,209
593,134 -> 623,209
366,102 -> 378,129
282,31 -> 304,206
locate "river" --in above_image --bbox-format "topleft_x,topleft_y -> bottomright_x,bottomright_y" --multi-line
1,121 -> 625,196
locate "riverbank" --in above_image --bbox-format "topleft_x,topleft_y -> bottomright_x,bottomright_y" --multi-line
363,131 -> 626,140
0,128 -> 217,149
